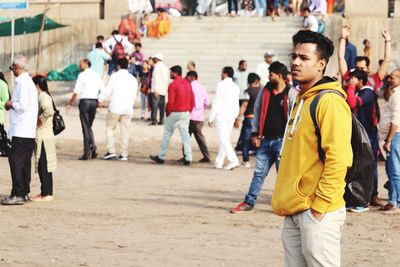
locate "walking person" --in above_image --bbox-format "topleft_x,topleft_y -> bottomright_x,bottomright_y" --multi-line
150,53 -> 169,125
233,72 -> 262,168
256,51 -> 275,87
139,60 -> 151,120
99,58 -> 138,161
104,30 -> 134,76
182,71 -> 211,163
231,63 -> 292,213
208,67 -> 240,170
67,59 -> 105,160
272,30 -> 352,266
150,66 -> 194,165
2,55 -> 38,205
31,75 -> 57,202
382,69 -> 400,213
87,42 -> 111,78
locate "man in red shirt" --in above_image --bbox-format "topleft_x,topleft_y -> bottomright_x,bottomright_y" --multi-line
150,65 -> 195,166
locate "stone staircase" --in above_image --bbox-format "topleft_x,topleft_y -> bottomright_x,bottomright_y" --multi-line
141,16 -> 303,91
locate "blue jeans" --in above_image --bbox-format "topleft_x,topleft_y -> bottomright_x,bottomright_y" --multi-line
140,92 -> 147,117
386,133 -> 400,207
255,0 -> 267,15
242,118 -> 253,162
244,137 -> 282,206
158,112 -> 192,161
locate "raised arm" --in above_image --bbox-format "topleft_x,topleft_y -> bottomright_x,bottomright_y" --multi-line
338,25 -> 350,78
378,30 -> 392,81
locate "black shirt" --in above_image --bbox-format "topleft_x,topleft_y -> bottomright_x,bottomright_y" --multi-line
243,86 -> 261,116
263,89 -> 286,139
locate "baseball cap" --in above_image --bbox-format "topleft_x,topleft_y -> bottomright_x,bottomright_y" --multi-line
152,53 -> 164,61
264,50 -> 275,57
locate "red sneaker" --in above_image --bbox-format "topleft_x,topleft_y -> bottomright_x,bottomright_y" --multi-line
230,202 -> 254,214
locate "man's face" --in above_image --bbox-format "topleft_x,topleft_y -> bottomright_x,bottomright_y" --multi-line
388,70 -> 400,88
221,70 -> 226,80
265,56 -> 273,64
186,76 -> 194,83
135,46 -> 141,52
355,60 -> 369,73
170,71 -> 175,80
79,61 -> 86,71
268,71 -> 280,86
239,62 -> 247,71
290,43 -> 326,84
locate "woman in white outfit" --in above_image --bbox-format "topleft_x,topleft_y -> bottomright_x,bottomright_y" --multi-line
209,67 -> 240,170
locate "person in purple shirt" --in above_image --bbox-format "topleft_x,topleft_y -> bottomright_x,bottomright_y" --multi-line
130,42 -> 144,78
179,71 -> 211,163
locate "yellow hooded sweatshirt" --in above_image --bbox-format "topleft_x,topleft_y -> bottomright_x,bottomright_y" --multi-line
272,78 -> 353,216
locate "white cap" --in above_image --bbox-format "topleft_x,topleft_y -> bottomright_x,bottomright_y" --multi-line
264,50 -> 275,57
152,53 -> 164,61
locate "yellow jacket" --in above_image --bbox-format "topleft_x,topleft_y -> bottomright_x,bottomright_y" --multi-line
272,78 -> 353,216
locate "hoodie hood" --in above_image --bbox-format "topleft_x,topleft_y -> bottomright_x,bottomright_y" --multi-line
298,77 -> 347,101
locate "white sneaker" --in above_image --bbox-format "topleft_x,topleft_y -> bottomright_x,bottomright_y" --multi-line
103,153 -> 117,160
242,161 -> 251,168
224,162 -> 240,170
118,155 -> 128,161
215,163 -> 223,169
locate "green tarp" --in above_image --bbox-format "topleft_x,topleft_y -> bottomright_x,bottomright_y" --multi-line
47,64 -> 80,81
0,13 -> 66,37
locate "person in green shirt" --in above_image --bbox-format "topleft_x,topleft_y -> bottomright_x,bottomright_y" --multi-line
0,72 -> 10,127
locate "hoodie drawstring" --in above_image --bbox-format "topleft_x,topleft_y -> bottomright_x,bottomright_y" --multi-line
279,98 -> 304,159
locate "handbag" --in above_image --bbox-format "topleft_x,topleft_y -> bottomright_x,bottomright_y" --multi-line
51,99 -> 65,135
0,124 -> 11,157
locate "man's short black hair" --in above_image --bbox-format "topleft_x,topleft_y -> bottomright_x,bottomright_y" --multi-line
349,69 -> 368,85
303,7 -> 311,13
292,30 -> 334,64
117,58 -> 129,69
247,73 -> 260,84
355,56 -> 370,67
186,71 -> 198,79
239,60 -> 246,66
111,30 -> 119,35
269,61 -> 289,80
170,65 -> 182,76
97,35 -> 104,40
135,42 -> 142,48
223,66 -> 234,78
82,58 -> 91,68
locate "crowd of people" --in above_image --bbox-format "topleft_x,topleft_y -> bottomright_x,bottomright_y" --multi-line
0,11 -> 399,266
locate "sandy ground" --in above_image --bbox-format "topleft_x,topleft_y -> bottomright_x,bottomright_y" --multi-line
0,103 -> 399,267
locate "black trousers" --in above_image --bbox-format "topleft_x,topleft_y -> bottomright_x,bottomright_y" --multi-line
151,94 -> 165,124
79,99 -> 97,157
38,142 -> 53,196
182,120 -> 211,160
8,137 -> 35,197
228,0 -> 239,13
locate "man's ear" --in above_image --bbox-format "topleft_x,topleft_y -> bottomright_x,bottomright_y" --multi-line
318,59 -> 327,73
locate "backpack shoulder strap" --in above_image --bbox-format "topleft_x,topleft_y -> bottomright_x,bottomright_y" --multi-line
309,90 -> 343,163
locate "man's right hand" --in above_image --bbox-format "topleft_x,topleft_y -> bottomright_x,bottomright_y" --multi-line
66,104 -> 71,113
154,92 -> 159,98
341,25 -> 351,39
251,136 -> 261,149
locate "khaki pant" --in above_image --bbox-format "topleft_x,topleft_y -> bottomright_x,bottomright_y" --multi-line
282,207 -> 346,267
106,111 -> 132,157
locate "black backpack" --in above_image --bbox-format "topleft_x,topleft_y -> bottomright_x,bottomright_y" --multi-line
310,90 -> 374,207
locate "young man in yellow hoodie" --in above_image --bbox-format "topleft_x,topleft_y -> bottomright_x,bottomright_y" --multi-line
271,30 -> 353,266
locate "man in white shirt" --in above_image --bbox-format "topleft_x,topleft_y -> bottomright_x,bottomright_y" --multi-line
150,53 -> 169,125
303,7 -> 319,32
256,51 -> 275,88
2,55 -> 38,205
208,66 -> 240,170
67,59 -> 105,160
309,0 -> 327,14
104,30 -> 134,76
382,69 -> 400,213
99,58 -> 138,161
233,60 -> 249,101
